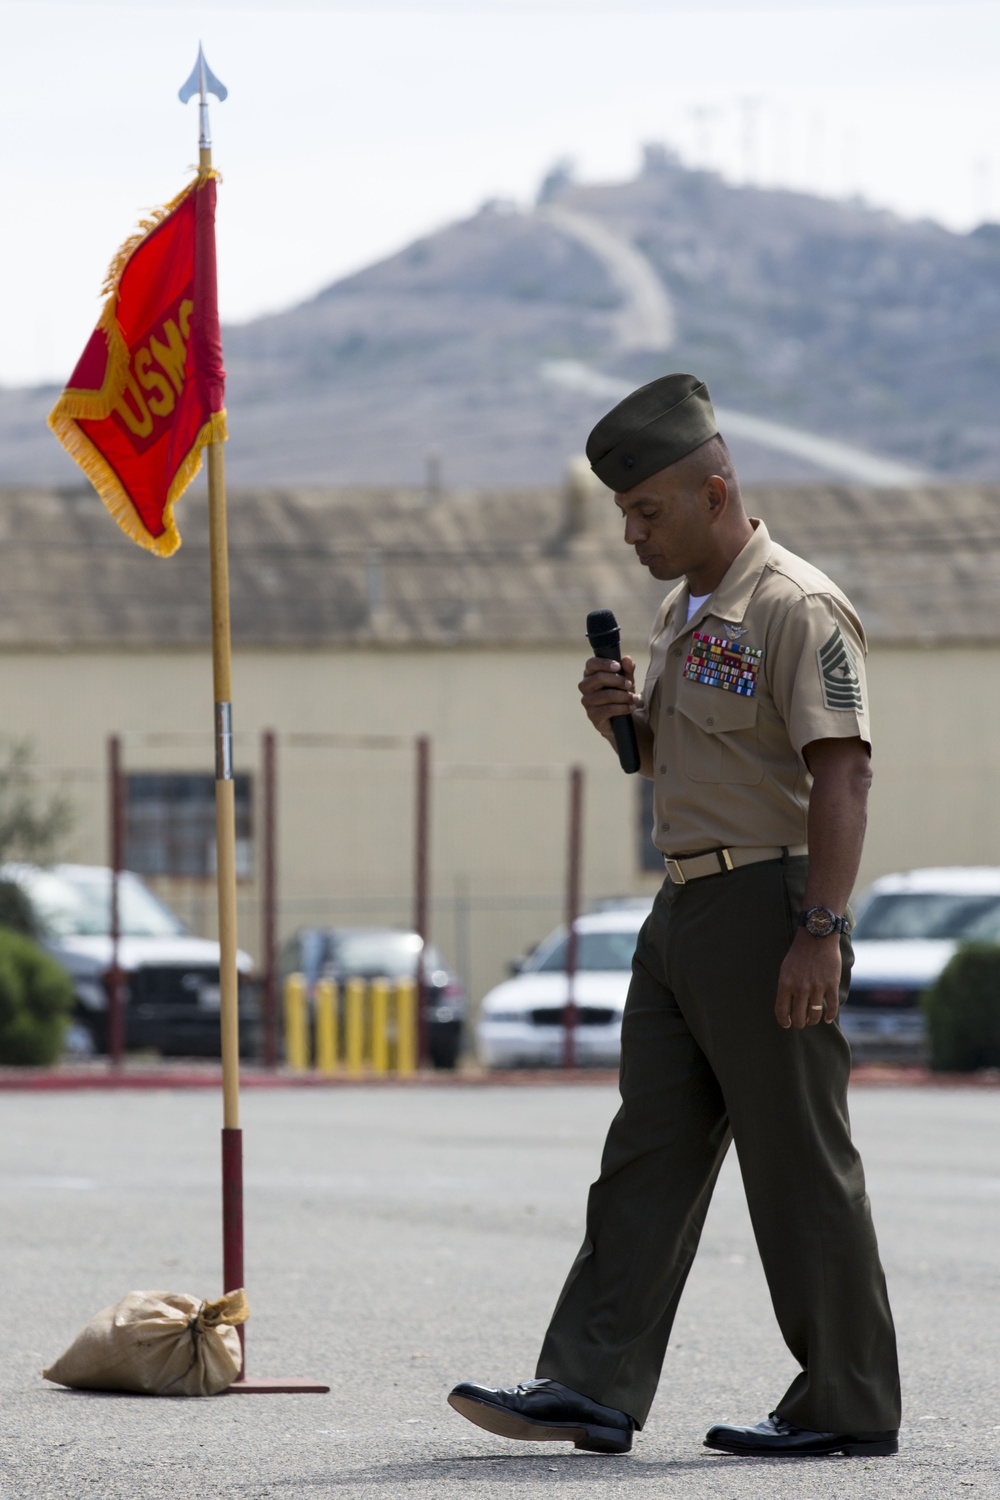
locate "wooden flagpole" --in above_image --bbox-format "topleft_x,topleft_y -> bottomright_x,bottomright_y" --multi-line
181,44 -> 328,1395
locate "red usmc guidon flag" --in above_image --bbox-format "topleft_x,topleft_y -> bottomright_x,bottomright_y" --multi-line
48,173 -> 226,557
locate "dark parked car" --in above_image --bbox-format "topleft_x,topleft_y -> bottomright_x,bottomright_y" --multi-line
279,927 -> 466,1069
2,862 -> 257,1057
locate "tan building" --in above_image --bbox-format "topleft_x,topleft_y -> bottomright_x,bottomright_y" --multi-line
2,476 -> 999,1009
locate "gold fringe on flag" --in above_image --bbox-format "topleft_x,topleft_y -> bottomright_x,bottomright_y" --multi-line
94,169 -> 219,306
48,407 -> 228,559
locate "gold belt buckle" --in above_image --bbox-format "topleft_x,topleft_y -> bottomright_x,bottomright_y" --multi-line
665,858 -> 686,885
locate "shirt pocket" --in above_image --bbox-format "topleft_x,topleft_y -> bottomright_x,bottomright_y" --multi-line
642,670 -> 663,726
676,679 -> 763,784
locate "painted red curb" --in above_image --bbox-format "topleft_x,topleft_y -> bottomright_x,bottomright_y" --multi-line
0,1067 -> 618,1092
0,1063 -> 998,1092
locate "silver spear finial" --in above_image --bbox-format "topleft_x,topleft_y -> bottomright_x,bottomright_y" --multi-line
179,43 -> 228,151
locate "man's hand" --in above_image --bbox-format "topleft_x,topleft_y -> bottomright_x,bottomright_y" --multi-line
579,653 -> 641,738
774,735 -> 870,1030
775,929 -> 842,1028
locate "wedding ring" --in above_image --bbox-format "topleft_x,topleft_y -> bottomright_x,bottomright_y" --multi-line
809,1004 -> 824,1011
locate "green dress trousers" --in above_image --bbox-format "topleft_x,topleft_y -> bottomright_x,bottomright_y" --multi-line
536,856 -> 901,1433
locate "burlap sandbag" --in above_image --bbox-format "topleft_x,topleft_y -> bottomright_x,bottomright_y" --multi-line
43,1288 -> 249,1396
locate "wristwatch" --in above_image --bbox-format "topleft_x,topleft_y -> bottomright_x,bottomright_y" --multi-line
799,905 -> 851,938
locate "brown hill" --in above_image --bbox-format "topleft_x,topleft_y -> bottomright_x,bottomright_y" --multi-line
3,151 -> 999,486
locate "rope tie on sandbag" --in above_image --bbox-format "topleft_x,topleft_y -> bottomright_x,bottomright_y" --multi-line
160,1290 -> 250,1393
197,1289 -> 250,1331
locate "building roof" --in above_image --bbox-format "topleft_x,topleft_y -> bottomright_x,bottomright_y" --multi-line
0,480 -> 996,651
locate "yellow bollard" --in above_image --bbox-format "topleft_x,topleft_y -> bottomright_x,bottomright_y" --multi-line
284,972 -> 309,1072
395,978 -> 417,1076
370,977 -> 390,1075
345,976 -> 365,1075
314,977 -> 338,1075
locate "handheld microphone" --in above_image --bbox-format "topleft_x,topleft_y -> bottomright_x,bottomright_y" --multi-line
586,609 -> 641,775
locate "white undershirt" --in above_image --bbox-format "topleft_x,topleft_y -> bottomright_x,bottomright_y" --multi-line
686,592 -> 711,622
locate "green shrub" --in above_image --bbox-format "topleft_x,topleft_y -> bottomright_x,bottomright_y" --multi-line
0,929 -> 75,1066
921,943 -> 1000,1072
0,879 -> 39,938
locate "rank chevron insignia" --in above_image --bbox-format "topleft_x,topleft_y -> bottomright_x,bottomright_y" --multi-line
818,625 -> 863,711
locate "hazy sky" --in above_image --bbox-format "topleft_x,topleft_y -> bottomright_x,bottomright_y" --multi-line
4,0 -> 999,385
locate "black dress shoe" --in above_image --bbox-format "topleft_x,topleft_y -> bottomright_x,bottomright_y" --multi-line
704,1412 -> 898,1458
447,1378 -> 634,1453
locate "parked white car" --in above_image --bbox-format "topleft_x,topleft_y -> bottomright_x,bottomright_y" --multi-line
846,866 -> 1000,1059
477,902 -> 652,1069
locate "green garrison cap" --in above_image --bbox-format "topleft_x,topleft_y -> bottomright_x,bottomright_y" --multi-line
586,373 -> 718,490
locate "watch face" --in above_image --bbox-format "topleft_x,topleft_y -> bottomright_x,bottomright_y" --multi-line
805,906 -> 837,937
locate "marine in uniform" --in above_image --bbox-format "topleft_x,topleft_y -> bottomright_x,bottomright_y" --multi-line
448,374 -> 901,1459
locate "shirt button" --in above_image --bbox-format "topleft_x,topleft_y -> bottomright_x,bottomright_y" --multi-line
666,705 -> 675,716
658,764 -> 667,774
706,716 -> 715,726
660,821 -> 670,832
672,647 -> 682,658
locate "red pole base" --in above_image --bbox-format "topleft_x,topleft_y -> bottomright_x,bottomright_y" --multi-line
222,1126 -> 245,1380
220,1125 -> 329,1394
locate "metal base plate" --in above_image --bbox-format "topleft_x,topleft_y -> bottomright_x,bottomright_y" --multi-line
225,1377 -> 330,1394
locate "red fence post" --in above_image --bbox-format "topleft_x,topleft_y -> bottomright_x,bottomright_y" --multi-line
563,765 -> 584,1070
261,730 -> 278,1068
414,735 -> 431,1067
107,735 -> 126,1069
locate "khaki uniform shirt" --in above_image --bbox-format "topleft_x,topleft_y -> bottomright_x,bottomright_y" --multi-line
636,519 -> 870,856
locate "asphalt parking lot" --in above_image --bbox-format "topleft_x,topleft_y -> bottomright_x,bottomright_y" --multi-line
0,1081 -> 997,1499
